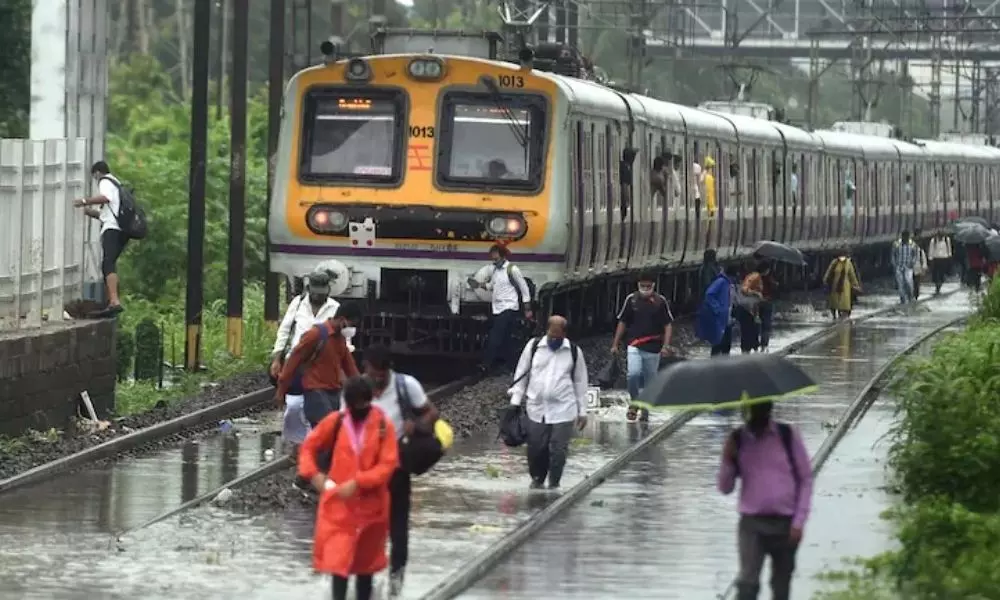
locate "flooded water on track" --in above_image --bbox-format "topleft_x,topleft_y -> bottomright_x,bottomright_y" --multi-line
0,290 -> 963,599
462,290 -> 972,599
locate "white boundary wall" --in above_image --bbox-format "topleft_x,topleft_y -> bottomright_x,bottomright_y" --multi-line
28,0 -> 109,306
0,139 -> 90,329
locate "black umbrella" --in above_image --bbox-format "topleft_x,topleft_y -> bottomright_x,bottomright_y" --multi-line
957,216 -> 990,229
751,240 -> 806,266
985,234 -> 1000,261
948,219 -> 987,234
635,353 -> 817,411
954,224 -> 991,245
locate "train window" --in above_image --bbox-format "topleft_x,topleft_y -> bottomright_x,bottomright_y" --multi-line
299,88 -> 407,184
436,91 -> 547,192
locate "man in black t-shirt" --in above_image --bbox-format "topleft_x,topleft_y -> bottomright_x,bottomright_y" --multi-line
610,272 -> 674,422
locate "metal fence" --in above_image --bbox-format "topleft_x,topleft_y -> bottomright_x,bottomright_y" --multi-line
0,138 -> 93,330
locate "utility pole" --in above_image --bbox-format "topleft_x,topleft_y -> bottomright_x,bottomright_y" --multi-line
264,0 -> 285,324
185,0 -> 211,371
226,0 -> 249,357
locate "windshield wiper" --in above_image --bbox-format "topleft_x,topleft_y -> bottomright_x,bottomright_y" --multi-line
479,75 -> 530,150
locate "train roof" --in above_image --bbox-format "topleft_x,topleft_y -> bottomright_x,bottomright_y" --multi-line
913,138 -> 1000,163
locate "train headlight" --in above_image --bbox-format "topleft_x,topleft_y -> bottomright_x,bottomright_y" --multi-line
407,58 -> 445,81
345,58 -> 371,83
487,215 -> 526,238
307,206 -> 348,234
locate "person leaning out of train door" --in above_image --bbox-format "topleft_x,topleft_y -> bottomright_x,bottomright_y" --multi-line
475,243 -> 533,375
703,155 -> 718,219
823,251 -> 861,320
278,302 -> 363,493
610,272 -> 674,423
891,230 -> 918,304
508,315 -> 588,490
718,401 -> 814,600
927,231 -> 952,295
362,344 -> 440,598
270,270 -> 341,448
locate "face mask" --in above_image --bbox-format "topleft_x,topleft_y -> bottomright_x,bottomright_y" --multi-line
493,258 -> 505,268
308,293 -> 328,305
349,405 -> 371,422
341,326 -> 356,339
547,337 -> 563,351
638,286 -> 653,297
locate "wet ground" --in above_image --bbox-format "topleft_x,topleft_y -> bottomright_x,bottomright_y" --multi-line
461,289 -> 972,600
0,287 -> 956,599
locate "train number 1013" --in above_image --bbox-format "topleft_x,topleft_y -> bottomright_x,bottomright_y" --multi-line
409,125 -> 435,138
497,74 -> 525,88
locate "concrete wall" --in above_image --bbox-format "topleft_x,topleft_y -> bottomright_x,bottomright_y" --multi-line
0,319 -> 116,436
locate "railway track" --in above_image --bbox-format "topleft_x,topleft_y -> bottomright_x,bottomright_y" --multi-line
425,291 -> 972,600
0,286 -> 968,598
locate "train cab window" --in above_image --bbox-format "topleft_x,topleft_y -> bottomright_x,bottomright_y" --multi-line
437,92 -> 547,192
299,89 -> 406,184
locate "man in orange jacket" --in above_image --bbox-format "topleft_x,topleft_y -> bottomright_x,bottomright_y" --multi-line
298,376 -> 399,600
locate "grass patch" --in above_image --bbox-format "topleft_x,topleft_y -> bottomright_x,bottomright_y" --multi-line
114,284 -> 275,416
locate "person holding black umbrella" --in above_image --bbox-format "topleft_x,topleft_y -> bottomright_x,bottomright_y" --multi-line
718,401 -> 814,600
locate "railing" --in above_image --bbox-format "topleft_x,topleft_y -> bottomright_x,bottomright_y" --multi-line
0,138 -> 94,330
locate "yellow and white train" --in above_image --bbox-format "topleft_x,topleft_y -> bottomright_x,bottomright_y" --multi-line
268,44 -> 1000,356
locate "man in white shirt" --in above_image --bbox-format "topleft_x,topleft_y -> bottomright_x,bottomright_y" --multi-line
269,269 -> 342,446
508,315 -> 588,490
362,344 -> 440,599
73,161 -> 128,316
474,243 -> 533,374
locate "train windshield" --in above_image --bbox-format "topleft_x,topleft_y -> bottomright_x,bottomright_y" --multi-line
300,91 -> 404,183
438,92 -> 547,191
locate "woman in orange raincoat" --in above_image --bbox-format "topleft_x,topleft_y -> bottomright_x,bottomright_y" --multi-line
299,375 -> 399,600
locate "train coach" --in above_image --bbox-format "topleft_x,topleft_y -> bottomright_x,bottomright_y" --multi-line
267,41 -> 1000,358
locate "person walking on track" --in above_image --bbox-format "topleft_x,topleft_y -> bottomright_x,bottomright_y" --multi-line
718,401 -> 814,600
891,230 -> 918,303
610,272 -> 674,423
823,252 -> 860,319
362,344 -> 440,598
912,229 -> 929,300
474,243 -> 533,375
278,302 -> 363,493
928,231 -> 952,294
697,265 -> 737,356
508,315 -> 588,490
298,376 -> 398,600
270,270 -> 341,447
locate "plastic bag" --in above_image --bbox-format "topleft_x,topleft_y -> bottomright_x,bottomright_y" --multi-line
497,405 -> 529,448
596,356 -> 621,390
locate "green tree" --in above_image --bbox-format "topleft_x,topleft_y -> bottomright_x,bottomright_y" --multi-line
0,0 -> 30,138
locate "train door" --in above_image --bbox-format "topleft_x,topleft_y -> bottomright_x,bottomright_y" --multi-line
720,144 -> 739,258
683,138 -> 703,262
606,123 -> 626,270
701,139 -> 722,252
767,149 -> 783,243
582,122 -> 599,273
568,120 -> 586,275
646,131 -> 664,267
666,136 -> 685,260
591,123 -> 610,272
629,127 -> 652,268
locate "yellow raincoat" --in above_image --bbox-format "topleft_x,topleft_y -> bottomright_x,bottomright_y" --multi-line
823,256 -> 860,312
704,156 -> 717,217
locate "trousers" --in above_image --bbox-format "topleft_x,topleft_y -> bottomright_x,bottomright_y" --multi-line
526,419 -> 575,488
303,389 -> 340,476
483,309 -> 520,372
894,268 -> 914,303
736,515 -> 798,600
625,345 -> 660,400
711,325 -> 733,356
388,467 -> 411,574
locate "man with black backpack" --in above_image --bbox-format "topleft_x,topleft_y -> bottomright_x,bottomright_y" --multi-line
74,161 -> 148,317
508,315 -> 588,490
717,401 -> 814,600
362,344 -> 441,599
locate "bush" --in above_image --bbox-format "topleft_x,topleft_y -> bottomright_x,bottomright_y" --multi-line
819,279 -> 1000,599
